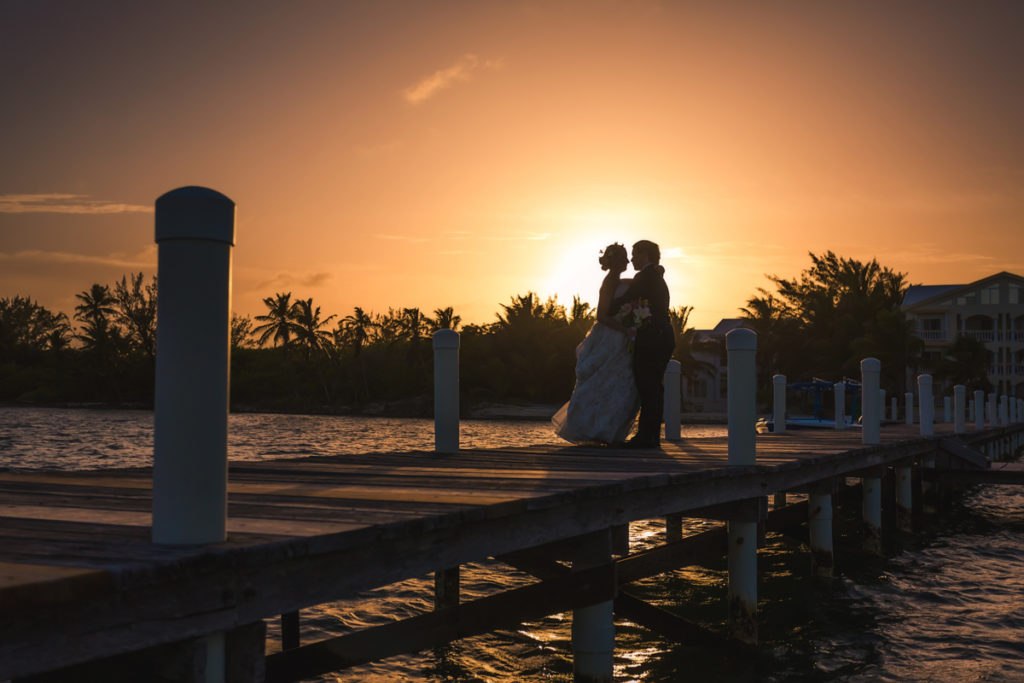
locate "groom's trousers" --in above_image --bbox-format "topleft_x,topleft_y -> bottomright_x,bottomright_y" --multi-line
633,321 -> 676,441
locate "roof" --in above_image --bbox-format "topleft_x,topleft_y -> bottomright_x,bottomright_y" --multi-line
901,271 -> 1024,310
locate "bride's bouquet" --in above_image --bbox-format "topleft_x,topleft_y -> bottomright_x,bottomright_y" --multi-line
616,298 -> 651,352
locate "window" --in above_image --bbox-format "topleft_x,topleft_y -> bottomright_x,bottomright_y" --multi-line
981,285 -> 1000,305
922,318 -> 942,331
1010,285 -> 1020,305
957,297 -> 967,306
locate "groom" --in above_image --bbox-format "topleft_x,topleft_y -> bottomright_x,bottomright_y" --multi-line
614,240 -> 676,449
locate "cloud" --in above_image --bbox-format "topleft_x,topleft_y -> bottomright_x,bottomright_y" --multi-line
0,248 -> 155,269
0,193 -> 152,214
403,54 -> 502,104
254,271 -> 333,291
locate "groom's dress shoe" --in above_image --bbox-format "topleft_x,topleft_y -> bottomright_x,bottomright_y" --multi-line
624,437 -> 660,450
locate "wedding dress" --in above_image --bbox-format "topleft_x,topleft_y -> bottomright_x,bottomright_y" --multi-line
552,284 -> 639,444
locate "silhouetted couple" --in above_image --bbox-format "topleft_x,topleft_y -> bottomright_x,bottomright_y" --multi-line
553,239 -> 676,449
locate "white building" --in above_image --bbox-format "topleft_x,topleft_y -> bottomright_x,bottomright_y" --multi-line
901,271 -> 1024,397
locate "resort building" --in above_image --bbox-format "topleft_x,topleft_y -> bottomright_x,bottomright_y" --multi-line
901,271 -> 1024,398
682,318 -> 750,412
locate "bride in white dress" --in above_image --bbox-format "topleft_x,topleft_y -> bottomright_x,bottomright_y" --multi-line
552,243 -> 640,444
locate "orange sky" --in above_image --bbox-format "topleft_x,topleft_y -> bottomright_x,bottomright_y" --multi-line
2,1 -> 1022,330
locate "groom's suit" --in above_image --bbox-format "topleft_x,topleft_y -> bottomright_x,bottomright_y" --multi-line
613,263 -> 676,444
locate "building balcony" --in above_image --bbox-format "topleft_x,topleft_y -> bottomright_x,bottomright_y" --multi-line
917,329 -> 947,342
965,330 -> 998,342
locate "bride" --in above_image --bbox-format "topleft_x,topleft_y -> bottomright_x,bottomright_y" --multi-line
552,243 -> 639,444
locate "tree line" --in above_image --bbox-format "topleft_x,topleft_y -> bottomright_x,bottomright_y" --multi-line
0,251 -> 991,414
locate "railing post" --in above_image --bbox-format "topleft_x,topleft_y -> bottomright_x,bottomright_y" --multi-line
727,328 -> 757,644
152,186 -> 235,683
153,186 -> 234,546
904,392 -> 914,425
954,385 -> 966,434
918,375 -> 933,437
571,530 -> 614,683
433,330 -> 460,453
773,374 -> 787,434
860,359 -> 882,554
834,381 -> 845,430
975,390 -> 986,431
663,360 -> 681,441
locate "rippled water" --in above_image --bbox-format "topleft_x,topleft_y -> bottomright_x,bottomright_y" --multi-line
2,407 -> 1024,682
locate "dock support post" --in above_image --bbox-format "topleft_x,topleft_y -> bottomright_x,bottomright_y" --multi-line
904,392 -> 914,425
663,360 -> 681,441
434,566 -> 460,610
572,530 -> 614,683
861,359 -> 882,555
152,187 -> 235,683
433,330 -> 460,453
943,396 -> 952,424
727,329 -> 758,644
834,381 -> 845,430
808,483 -> 833,577
895,462 -> 913,531
665,513 -> 683,542
975,390 -> 986,431
891,396 -> 898,422
773,374 -> 786,434
773,491 -> 786,509
954,385 -> 966,434
281,611 -> 300,650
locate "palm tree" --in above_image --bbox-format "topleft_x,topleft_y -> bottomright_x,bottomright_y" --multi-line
291,298 -> 336,360
73,284 -> 119,352
430,306 -> 462,333
341,306 -> 374,355
253,292 -> 298,348
399,307 -> 429,343
113,273 -> 157,360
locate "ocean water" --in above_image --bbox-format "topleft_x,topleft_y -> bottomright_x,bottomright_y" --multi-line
2,407 -> 1023,682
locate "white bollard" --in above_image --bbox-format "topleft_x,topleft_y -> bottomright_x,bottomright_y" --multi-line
988,392 -> 996,426
773,374 -> 787,435
954,385 -> 966,434
943,396 -> 952,424
891,396 -> 898,422
571,531 -> 614,682
153,186 -> 234,547
918,375 -> 933,437
726,329 -> 757,644
861,359 -> 881,445
975,390 -> 986,431
1000,395 -> 1009,425
663,360 -> 681,441
834,381 -> 846,430
727,329 -> 757,466
905,392 -> 914,425
433,330 -> 460,453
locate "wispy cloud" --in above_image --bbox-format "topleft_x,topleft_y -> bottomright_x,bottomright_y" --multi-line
0,248 -> 155,269
254,271 -> 333,291
403,54 -> 502,104
0,193 -> 152,214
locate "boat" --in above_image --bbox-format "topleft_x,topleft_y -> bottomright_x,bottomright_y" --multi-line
756,378 -> 863,433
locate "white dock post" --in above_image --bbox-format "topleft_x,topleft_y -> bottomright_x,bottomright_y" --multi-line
834,381 -> 846,430
433,330 -> 460,453
663,360 -> 681,441
918,375 -> 934,437
1000,395 -> 1009,425
904,392 -> 914,425
152,187 -> 234,683
860,359 -> 882,554
954,385 -> 966,434
727,329 -> 758,644
773,374 -> 787,434
571,531 -> 614,683
891,396 -> 898,422
988,392 -> 996,426
975,390 -> 985,431
808,483 -> 833,577
943,396 -> 952,424
153,187 -> 234,546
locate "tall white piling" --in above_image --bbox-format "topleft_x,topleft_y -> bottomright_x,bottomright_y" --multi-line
861,359 -> 881,446
834,381 -> 846,430
988,393 -> 996,426
860,359 -> 882,554
571,531 -> 614,683
773,374 -> 787,434
152,186 -> 234,547
975,390 -> 986,431
943,396 -> 952,424
1000,395 -> 1009,425
954,385 -> 966,434
808,484 -> 833,577
727,328 -> 757,644
663,360 -> 681,441
904,392 -> 914,425
891,396 -> 898,422
433,330 -> 460,453
918,375 -> 934,437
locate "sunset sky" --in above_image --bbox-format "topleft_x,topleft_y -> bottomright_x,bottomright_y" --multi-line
2,1 -> 1022,331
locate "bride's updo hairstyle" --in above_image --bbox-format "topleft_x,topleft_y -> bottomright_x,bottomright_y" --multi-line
599,243 -> 628,271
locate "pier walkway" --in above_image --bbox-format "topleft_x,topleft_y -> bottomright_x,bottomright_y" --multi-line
2,421 -> 1022,681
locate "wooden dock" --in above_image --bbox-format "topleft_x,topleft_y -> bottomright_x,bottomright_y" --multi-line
2,422 -> 1022,681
